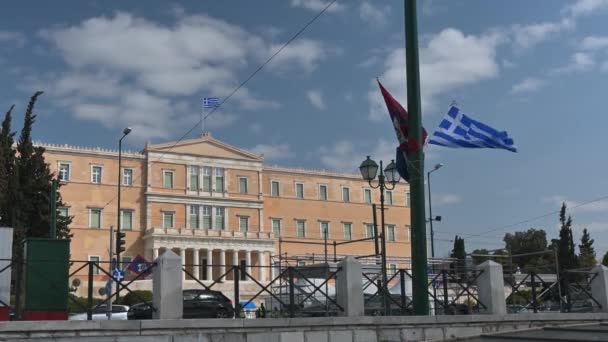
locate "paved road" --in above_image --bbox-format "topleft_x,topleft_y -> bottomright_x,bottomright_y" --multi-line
471,323 -> 608,341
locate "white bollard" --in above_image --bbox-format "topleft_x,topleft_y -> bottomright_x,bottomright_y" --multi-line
153,250 -> 183,319
476,260 -> 507,315
336,256 -> 364,317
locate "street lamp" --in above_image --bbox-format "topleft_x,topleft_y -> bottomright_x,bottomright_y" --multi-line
427,163 -> 443,260
359,156 -> 400,316
116,127 -> 131,298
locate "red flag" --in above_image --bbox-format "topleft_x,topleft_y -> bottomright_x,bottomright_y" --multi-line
377,80 -> 427,155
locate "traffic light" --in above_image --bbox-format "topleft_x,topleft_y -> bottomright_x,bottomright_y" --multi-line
116,231 -> 126,254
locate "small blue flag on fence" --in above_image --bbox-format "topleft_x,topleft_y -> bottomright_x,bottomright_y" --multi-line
203,97 -> 221,109
428,106 -> 517,153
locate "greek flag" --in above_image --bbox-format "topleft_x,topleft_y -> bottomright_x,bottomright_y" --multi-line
203,97 -> 221,109
428,106 -> 517,152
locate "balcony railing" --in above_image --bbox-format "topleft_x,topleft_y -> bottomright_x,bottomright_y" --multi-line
145,227 -> 274,239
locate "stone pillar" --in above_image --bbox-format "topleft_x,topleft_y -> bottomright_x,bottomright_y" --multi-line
153,250 -> 183,319
259,251 -> 267,282
153,248 -> 159,260
219,250 -> 226,280
476,260 -> 506,315
0,227 -> 13,318
207,249 -> 213,281
192,248 -> 200,280
336,256 -> 364,317
270,253 -> 276,279
180,248 -> 186,281
591,265 -> 608,312
246,250 -> 252,278
232,250 -> 239,282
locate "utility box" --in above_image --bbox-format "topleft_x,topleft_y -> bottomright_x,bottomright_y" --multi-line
21,238 -> 70,320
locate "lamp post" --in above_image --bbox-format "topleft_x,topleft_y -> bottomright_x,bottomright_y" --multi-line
427,163 -> 443,260
359,156 -> 400,316
116,127 -> 131,300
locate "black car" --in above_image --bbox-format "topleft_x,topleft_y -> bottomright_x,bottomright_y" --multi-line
127,290 -> 234,320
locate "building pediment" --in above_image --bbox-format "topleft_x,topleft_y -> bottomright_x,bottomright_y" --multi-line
147,133 -> 263,162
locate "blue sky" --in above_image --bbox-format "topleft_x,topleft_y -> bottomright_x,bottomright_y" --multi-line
3,0 -> 608,257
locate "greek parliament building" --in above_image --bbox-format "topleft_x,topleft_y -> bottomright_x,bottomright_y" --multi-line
41,133 -> 411,295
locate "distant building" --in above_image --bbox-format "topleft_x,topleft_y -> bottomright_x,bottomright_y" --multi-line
41,133 -> 411,296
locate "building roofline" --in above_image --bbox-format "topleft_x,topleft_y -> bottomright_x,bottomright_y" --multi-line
35,142 -> 146,159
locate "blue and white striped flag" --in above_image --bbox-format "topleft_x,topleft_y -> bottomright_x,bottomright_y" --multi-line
203,97 -> 221,109
428,106 -> 517,152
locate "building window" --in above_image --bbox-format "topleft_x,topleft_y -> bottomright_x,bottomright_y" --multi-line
297,261 -> 306,267
342,187 -> 350,202
271,180 -> 280,197
295,183 -> 304,199
405,192 -> 410,207
239,216 -> 249,232
389,264 -> 397,275
366,224 -> 374,238
162,211 -> 174,228
58,207 -> 69,218
385,190 -> 393,206
202,167 -> 212,191
296,220 -> 306,238
89,208 -> 102,229
272,219 -> 281,237
239,177 -> 248,194
121,210 -> 133,230
91,165 -> 102,184
201,206 -> 211,229
189,205 -> 200,229
215,207 -> 225,230
58,162 -> 70,182
387,224 -> 396,242
319,184 -> 328,201
405,225 -> 411,242
215,168 -> 225,192
189,166 -> 199,191
89,256 -> 100,275
364,188 -> 372,204
163,170 -> 174,189
320,221 -> 329,239
121,256 -> 132,272
343,223 -> 352,240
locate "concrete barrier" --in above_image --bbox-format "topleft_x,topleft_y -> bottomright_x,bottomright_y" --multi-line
2,313 -> 608,341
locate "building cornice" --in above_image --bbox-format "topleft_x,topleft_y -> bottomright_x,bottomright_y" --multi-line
35,142 -> 145,159
146,193 -> 264,208
264,165 -> 410,186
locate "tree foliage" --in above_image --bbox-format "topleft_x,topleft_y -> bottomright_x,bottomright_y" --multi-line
1,92 -> 72,257
450,235 -> 466,274
503,228 -> 548,271
602,251 -> 608,267
557,203 -> 578,272
578,228 -> 596,268
471,248 -> 491,265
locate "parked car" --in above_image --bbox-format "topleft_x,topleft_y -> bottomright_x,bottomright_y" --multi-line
69,305 -> 130,321
127,289 -> 234,320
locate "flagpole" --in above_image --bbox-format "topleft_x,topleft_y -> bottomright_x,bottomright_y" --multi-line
404,0 -> 429,315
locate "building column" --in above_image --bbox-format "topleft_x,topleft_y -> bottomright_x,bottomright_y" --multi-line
259,209 -> 264,232
153,247 -> 159,260
270,253 -> 276,279
179,248 -> 186,281
192,248 -> 200,280
219,249 -> 226,280
207,249 -> 213,281
245,250 -> 252,279
259,251 -> 267,282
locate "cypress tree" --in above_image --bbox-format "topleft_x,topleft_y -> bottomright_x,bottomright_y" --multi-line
0,105 -> 15,227
578,228 -> 596,268
557,203 -> 578,272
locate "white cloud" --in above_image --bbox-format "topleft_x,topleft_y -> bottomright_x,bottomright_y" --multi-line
510,77 -> 546,94
434,194 -> 463,206
552,52 -> 595,74
359,1 -> 390,28
543,195 -> 608,213
307,89 -> 325,110
290,0 -> 345,13
0,31 -> 26,47
267,39 -> 334,74
563,0 -> 608,17
581,36 -> 608,50
368,28 -> 503,120
36,12 -> 328,141
511,19 -> 573,49
318,139 -> 394,173
251,144 -> 293,161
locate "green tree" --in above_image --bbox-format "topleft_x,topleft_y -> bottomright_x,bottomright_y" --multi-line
578,228 -> 596,268
12,92 -> 72,243
602,251 -> 608,267
503,228 -> 548,271
0,105 -> 16,227
450,235 -> 466,274
557,203 -> 578,272
471,248 -> 490,265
